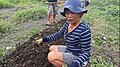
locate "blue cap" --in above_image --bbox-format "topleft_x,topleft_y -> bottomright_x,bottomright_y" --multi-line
60,0 -> 87,17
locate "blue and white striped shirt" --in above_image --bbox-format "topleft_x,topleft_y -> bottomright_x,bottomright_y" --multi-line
43,21 -> 91,66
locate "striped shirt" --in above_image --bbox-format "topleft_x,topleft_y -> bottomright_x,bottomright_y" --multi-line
43,21 -> 91,66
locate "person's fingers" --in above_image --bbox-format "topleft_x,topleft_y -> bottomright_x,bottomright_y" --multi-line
36,39 -> 41,44
36,38 -> 43,45
36,40 -> 39,44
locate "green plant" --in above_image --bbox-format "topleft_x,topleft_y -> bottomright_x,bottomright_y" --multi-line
0,47 -> 5,58
29,28 -> 41,35
94,37 -> 101,45
8,0 -> 33,5
0,20 -> 12,33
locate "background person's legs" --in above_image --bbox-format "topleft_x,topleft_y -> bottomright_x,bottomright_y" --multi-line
47,4 -> 53,25
52,4 -> 58,23
47,13 -> 52,25
53,14 -> 56,23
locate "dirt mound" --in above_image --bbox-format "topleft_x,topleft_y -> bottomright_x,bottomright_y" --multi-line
1,34 -> 54,67
0,19 -> 66,67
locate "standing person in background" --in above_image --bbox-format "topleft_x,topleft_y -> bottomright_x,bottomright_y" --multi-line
45,0 -> 59,26
37,0 -> 91,67
82,0 -> 91,9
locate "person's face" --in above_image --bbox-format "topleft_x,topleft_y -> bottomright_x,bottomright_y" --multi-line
65,10 -> 83,24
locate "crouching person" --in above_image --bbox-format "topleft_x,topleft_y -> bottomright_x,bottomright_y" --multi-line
36,0 -> 91,67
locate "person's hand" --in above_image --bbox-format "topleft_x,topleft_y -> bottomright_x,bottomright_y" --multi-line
36,38 -> 43,45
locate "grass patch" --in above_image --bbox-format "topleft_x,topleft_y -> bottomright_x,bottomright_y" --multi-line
0,0 -> 44,8
29,28 -> 42,35
0,48 -> 5,58
0,0 -> 13,8
0,20 -> 13,34
83,0 -> 119,66
84,0 -> 119,38
18,28 -> 42,42
12,5 -> 47,23
90,45 -> 119,67
8,0 -> 38,5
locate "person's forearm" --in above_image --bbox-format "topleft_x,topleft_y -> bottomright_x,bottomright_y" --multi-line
42,31 -> 63,42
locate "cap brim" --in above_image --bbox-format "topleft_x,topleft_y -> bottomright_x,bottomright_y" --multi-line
60,5 -> 87,17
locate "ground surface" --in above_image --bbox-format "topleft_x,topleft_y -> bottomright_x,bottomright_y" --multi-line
0,12 -> 65,67
0,7 -> 119,67
0,7 -> 65,67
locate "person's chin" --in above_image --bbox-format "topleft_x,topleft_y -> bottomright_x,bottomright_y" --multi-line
68,21 -> 75,24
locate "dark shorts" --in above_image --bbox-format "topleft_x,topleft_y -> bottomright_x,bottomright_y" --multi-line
58,45 -> 88,66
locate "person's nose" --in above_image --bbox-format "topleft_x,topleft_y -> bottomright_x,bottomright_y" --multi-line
68,13 -> 72,18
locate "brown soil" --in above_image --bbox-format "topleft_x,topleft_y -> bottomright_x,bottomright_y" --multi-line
0,19 -> 66,67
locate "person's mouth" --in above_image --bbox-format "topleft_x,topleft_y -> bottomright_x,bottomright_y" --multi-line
68,20 -> 74,24
68,19 -> 73,22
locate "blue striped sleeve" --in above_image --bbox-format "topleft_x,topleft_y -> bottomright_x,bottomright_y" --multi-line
42,23 -> 67,42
